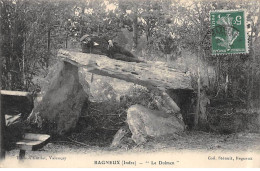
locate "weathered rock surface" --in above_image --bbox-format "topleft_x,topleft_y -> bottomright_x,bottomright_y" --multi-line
110,125 -> 134,148
127,104 -> 185,145
78,67 -> 135,102
27,49 -> 193,135
27,62 -> 87,135
58,49 -> 192,91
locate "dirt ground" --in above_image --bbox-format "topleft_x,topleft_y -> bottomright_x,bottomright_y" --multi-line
5,131 -> 260,159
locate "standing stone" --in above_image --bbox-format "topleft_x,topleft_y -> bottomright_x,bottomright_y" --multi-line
127,104 -> 185,145
27,62 -> 87,135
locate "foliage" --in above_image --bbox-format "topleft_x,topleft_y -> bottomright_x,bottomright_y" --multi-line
83,85 -> 159,130
0,0 -> 260,129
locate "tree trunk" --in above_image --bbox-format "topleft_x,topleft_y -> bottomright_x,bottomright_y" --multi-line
22,33 -> 26,89
0,1 -> 6,160
65,32 -> 68,49
10,2 -> 24,90
2,1 -> 12,90
194,10 -> 208,128
247,28 -> 255,109
194,35 -> 201,128
194,66 -> 200,127
246,65 -> 251,109
98,24 -> 100,35
250,44 -> 255,108
146,20 -> 150,42
0,62 -> 5,160
132,4 -> 138,52
46,8 -> 52,69
216,56 -> 220,89
47,28 -> 51,68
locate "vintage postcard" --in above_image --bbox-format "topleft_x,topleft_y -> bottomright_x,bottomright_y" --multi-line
0,0 -> 259,168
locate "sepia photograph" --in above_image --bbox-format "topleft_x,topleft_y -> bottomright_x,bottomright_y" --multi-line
0,0 -> 259,168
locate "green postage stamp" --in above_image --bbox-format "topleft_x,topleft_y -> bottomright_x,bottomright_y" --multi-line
210,9 -> 249,55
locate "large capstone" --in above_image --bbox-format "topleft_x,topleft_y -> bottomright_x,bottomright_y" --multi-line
126,104 -> 185,145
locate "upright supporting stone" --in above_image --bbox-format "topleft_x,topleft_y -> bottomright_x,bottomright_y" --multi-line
27,62 -> 88,135
127,104 -> 185,145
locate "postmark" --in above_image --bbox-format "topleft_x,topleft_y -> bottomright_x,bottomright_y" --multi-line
210,9 -> 249,55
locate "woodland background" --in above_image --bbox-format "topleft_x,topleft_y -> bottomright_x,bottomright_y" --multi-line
0,0 -> 260,130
